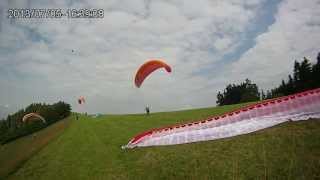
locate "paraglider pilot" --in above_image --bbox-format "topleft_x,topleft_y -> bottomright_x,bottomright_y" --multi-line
145,106 -> 150,115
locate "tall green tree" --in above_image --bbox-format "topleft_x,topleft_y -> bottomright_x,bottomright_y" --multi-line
216,79 -> 260,106
311,52 -> 320,87
298,57 -> 313,90
265,52 -> 319,99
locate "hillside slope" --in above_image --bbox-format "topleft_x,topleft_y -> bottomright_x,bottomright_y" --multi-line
6,104 -> 320,179
0,117 -> 71,178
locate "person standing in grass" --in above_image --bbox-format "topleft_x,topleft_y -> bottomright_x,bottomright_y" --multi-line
145,106 -> 150,115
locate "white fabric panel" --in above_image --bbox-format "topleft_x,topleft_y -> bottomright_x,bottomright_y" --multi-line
122,88 -> 320,149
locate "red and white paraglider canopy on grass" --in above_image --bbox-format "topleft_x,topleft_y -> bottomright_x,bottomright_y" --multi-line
122,88 -> 320,149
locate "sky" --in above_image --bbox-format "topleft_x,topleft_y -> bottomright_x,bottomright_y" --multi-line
0,0 -> 319,118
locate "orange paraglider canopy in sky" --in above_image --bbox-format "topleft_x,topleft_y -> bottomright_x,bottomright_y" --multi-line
134,60 -> 172,88
78,96 -> 85,104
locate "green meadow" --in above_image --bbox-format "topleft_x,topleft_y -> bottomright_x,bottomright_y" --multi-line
1,103 -> 320,179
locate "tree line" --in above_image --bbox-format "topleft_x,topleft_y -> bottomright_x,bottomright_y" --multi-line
0,101 -> 71,144
217,52 -> 320,106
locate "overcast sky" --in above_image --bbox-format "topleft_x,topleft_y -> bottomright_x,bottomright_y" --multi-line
0,0 -> 319,117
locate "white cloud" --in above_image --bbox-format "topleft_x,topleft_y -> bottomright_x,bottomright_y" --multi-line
214,37 -> 233,51
229,0 -> 320,90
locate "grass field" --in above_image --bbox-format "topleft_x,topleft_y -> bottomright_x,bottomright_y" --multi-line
2,103 -> 320,179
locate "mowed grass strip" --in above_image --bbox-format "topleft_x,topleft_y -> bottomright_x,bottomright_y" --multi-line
6,104 -> 320,180
0,117 -> 72,179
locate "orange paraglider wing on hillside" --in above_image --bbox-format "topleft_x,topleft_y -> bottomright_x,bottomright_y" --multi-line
22,113 -> 46,123
135,60 -> 172,88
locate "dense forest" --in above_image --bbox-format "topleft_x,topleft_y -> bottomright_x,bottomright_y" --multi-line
217,52 -> 320,106
216,79 -> 260,106
0,101 -> 71,144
